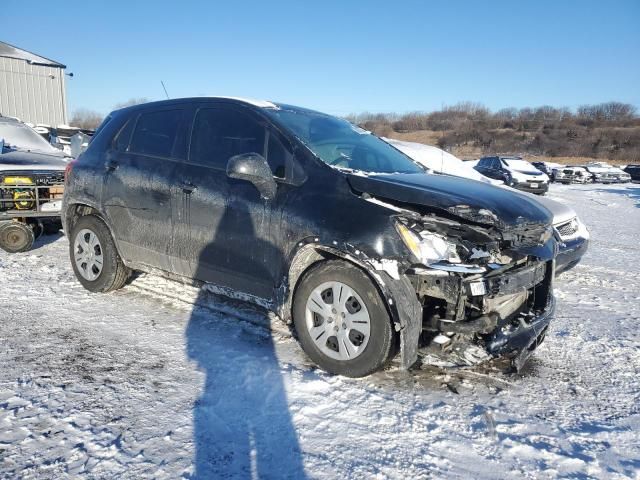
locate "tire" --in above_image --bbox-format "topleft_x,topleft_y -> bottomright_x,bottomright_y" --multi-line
292,260 -> 394,377
69,215 -> 130,293
0,221 -> 35,253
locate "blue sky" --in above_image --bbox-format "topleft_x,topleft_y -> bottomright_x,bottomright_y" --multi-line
4,0 -> 640,117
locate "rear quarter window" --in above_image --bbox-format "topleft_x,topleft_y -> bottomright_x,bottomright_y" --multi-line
129,109 -> 182,158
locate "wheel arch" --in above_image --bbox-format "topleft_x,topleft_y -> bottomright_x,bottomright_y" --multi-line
278,243 -> 386,321
64,202 -> 125,261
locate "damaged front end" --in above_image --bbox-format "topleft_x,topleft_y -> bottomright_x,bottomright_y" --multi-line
366,198 -> 557,372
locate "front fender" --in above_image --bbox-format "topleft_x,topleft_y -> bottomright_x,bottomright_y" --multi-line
279,237 -> 422,370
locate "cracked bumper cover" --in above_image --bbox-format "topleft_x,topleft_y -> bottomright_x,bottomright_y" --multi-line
485,295 -> 555,370
383,259 -> 555,370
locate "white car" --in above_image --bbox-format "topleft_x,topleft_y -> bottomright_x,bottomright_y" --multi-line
583,162 -> 631,183
553,166 -> 591,184
383,138 -> 502,185
385,139 -> 588,273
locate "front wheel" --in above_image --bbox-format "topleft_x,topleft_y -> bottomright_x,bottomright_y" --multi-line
69,215 -> 131,293
292,260 -> 395,377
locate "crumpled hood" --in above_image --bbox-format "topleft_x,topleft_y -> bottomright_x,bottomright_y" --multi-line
347,172 -> 553,228
0,150 -> 67,171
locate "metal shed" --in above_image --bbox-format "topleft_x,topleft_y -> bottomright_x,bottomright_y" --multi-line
0,41 -> 68,126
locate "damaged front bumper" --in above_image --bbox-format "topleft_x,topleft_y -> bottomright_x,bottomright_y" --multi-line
383,258 -> 556,372
485,295 -> 554,371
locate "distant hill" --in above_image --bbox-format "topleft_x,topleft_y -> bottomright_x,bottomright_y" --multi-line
348,102 -> 640,165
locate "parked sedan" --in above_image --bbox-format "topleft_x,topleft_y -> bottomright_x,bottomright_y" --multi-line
534,196 -> 589,274
581,163 -> 631,183
378,141 -> 588,274
475,156 -> 549,195
383,139 -> 502,185
531,161 -> 564,182
553,166 -> 591,184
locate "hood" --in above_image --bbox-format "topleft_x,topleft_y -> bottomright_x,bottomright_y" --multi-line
347,172 -> 553,228
511,168 -> 544,176
532,196 -> 576,225
0,149 -> 67,172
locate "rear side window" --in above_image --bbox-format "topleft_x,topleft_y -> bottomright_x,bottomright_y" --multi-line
129,109 -> 182,158
113,117 -> 135,151
190,107 -> 265,169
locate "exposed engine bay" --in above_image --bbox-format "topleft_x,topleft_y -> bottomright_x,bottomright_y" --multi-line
366,195 -> 556,372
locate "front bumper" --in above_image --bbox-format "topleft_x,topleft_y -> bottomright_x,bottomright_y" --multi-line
513,182 -> 549,195
406,258 -> 555,370
556,235 -> 589,274
485,295 -> 555,370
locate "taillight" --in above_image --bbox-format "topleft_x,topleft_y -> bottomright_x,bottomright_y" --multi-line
64,160 -> 77,183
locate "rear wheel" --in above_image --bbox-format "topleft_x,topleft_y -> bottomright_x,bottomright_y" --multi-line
69,215 -> 130,292
293,260 -> 394,377
0,221 -> 34,253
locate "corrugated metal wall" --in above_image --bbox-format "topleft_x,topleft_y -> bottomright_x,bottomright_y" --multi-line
0,56 -> 67,126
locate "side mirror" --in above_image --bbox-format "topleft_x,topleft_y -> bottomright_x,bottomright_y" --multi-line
226,152 -> 277,201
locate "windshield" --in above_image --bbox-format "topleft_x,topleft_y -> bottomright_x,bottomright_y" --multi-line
0,121 -> 61,155
502,158 -> 541,173
266,107 -> 424,174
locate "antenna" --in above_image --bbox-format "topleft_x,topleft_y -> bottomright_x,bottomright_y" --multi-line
160,81 -> 170,99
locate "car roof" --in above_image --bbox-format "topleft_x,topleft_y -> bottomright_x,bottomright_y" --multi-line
112,96 -> 281,114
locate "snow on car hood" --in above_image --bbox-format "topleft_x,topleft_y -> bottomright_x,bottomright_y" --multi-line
347,172 -> 553,228
0,149 -> 67,171
384,138 -> 502,186
532,195 -> 576,225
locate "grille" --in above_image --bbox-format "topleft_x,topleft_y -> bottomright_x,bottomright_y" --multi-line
556,219 -> 578,238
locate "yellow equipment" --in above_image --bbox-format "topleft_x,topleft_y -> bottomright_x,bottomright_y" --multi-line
1,176 -> 36,210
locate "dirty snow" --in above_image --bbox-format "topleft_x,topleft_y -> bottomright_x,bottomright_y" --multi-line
1,184 -> 639,479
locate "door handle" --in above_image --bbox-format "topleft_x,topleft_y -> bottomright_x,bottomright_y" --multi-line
106,160 -> 118,171
180,181 -> 197,194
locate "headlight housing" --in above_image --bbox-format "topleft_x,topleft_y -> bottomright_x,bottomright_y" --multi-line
395,222 -> 461,265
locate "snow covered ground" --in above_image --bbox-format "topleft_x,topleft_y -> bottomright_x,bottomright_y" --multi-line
1,184 -> 639,479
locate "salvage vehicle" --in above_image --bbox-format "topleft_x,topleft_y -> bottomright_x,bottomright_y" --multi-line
63,97 -> 558,377
531,161 -> 564,182
552,166 -> 591,184
386,140 -> 588,274
475,156 -> 549,195
0,116 -> 67,252
579,162 -> 631,183
623,164 -> 640,182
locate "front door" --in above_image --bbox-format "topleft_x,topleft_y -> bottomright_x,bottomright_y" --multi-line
174,104 -> 291,299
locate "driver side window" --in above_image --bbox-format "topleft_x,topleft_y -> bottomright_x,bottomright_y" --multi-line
190,107 -> 265,169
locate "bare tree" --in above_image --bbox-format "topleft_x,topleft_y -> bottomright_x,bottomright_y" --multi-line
69,109 -> 104,130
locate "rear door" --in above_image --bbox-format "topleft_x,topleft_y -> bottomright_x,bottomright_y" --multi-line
174,103 -> 293,299
101,106 -> 189,271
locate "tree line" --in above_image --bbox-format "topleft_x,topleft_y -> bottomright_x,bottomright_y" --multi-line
347,102 -> 640,162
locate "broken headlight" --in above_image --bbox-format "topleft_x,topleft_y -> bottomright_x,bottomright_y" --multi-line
395,221 -> 461,265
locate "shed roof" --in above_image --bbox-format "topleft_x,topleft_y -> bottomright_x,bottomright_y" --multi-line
0,40 -> 66,68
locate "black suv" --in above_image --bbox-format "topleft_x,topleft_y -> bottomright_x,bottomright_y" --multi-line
623,164 -> 640,182
63,98 -> 557,377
